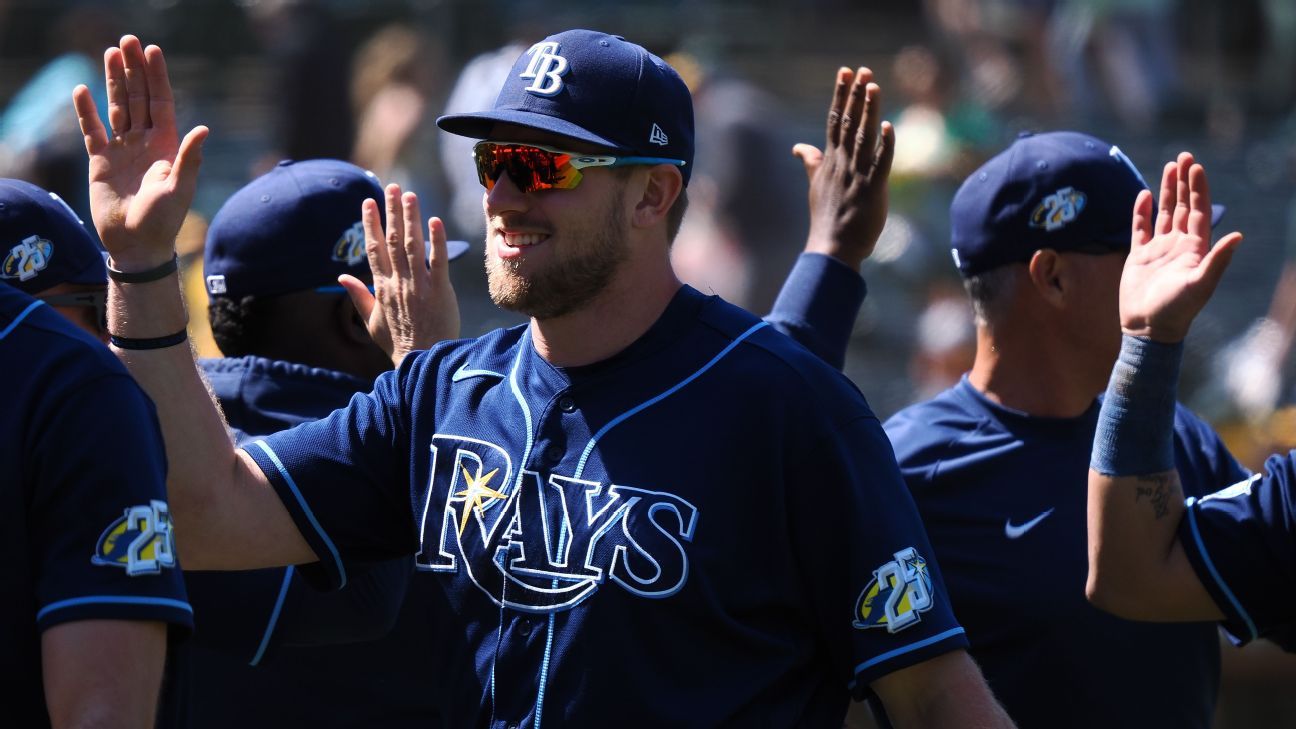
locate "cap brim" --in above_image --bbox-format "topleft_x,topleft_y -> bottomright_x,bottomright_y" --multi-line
436,109 -> 629,152
445,239 -> 471,261
1211,204 -> 1226,228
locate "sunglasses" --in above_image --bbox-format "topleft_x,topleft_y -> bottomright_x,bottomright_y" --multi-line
39,289 -> 108,332
473,141 -> 685,194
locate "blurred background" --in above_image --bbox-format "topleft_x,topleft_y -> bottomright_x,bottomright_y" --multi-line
3,0 -> 1295,724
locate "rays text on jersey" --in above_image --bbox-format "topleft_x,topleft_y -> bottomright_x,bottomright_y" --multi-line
416,435 -> 699,613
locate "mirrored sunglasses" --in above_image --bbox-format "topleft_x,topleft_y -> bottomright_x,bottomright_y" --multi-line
472,141 -> 684,194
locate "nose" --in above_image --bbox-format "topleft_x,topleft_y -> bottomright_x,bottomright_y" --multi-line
483,169 -> 529,218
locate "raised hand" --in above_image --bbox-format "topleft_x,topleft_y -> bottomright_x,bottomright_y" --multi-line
1119,152 -> 1243,343
340,184 -> 460,366
792,66 -> 895,271
72,35 -> 207,270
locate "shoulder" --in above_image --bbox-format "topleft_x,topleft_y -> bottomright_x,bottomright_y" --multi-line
696,294 -> 874,421
884,386 -> 991,456
0,289 -> 130,390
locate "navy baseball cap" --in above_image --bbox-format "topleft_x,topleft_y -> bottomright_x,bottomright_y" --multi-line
205,159 -> 468,299
0,179 -> 106,295
950,131 -> 1225,278
436,29 -> 695,184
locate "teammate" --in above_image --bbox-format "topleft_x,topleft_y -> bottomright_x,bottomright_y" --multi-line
1,188 -> 190,726
772,131 -> 1247,727
0,178 -> 109,341
170,159 -> 464,728
1086,154 -> 1283,644
76,33 -> 1012,727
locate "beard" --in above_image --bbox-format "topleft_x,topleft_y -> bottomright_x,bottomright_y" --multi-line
485,190 -> 630,321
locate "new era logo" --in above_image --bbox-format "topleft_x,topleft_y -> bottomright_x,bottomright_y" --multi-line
649,123 -> 669,146
206,275 -> 227,295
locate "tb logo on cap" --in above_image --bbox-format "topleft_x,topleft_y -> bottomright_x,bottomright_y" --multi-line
521,41 -> 569,96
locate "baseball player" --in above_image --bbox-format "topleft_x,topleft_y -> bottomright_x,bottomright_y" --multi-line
770,132 -> 1247,727
77,32 -> 1013,727
1086,154 -> 1285,643
162,158 -> 466,728
0,190 -> 190,726
0,178 -> 109,341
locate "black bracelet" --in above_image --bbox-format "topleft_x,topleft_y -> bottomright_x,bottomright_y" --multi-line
107,254 -> 179,284
110,328 -> 189,350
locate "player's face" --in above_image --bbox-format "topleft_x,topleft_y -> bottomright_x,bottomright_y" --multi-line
1064,249 -> 1126,370
481,129 -> 633,320
36,283 -> 109,345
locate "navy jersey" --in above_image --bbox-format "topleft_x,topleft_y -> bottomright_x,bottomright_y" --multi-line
245,285 -> 968,728
0,283 -> 191,728
884,379 -> 1247,729
166,355 -> 435,729
1180,453 -> 1296,650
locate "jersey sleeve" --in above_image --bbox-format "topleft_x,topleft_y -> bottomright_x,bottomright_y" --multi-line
787,414 -> 969,696
243,367 -> 419,591
765,252 -> 866,371
30,373 -> 192,633
1178,452 -> 1296,646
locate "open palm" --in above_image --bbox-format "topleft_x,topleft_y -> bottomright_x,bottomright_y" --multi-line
1119,152 -> 1242,343
73,35 -> 206,268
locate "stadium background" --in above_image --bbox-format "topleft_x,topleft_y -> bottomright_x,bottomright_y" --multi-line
2,0 -> 1294,724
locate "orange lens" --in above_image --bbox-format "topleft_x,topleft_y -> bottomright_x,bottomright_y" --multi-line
474,143 -> 583,193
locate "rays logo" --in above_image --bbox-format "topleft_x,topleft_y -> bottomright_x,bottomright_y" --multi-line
1,235 -> 53,282
92,500 -> 176,576
332,221 -> 366,265
520,41 -> 569,96
853,547 -> 934,633
1029,187 -> 1087,232
416,435 -> 699,613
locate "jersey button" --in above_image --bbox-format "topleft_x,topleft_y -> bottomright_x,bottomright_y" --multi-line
558,396 -> 577,413
544,445 -> 563,464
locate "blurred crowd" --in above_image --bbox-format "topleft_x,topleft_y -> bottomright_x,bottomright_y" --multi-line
5,1 -> 1296,720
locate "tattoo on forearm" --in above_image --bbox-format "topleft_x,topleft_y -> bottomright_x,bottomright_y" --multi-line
1133,473 -> 1181,520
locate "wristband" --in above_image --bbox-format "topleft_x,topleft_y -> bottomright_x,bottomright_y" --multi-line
110,328 -> 189,350
1090,334 -> 1183,476
107,254 -> 179,284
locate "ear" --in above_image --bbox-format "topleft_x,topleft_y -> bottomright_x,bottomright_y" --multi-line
630,165 -> 683,230
1026,249 -> 1067,308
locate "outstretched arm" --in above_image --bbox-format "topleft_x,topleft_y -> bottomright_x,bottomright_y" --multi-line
74,36 -> 313,570
767,66 -> 894,368
339,183 -> 460,367
1085,152 -> 1243,621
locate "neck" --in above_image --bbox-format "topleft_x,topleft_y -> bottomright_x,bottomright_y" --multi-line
528,263 -> 682,368
966,323 -> 1101,418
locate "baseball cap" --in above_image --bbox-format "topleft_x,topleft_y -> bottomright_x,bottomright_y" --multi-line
949,131 -> 1225,278
0,179 -> 106,295
436,29 -> 695,184
204,159 -> 469,299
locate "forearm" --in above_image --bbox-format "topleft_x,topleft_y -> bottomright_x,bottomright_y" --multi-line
1086,335 -> 1223,620
873,651 -> 1015,729
43,620 -> 166,729
109,276 -> 310,569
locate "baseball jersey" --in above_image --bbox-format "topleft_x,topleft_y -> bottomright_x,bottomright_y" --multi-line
1180,452 -> 1296,651
244,285 -> 968,728
883,379 -> 1246,729
162,355 -> 437,729
0,282 -> 191,728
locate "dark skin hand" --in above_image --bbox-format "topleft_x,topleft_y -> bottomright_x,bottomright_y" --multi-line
793,66 -> 895,271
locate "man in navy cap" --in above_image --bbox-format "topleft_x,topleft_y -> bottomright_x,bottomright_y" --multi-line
165,158 -> 465,729
0,179 -> 191,727
78,33 -> 1011,727
0,178 -> 110,341
842,131 -> 1243,728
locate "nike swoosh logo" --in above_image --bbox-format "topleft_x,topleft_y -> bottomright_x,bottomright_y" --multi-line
1004,508 -> 1055,539
451,363 -> 506,382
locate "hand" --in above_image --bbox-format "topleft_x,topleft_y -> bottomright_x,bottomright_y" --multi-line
72,35 -> 207,270
792,66 -> 895,271
340,184 -> 460,367
1120,152 -> 1243,343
